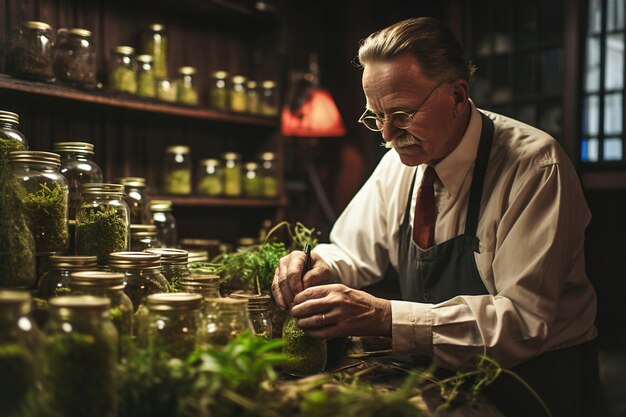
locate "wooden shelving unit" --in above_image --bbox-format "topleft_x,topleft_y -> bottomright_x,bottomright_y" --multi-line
152,195 -> 288,207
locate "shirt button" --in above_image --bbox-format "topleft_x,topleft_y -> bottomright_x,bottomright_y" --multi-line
423,293 -> 431,301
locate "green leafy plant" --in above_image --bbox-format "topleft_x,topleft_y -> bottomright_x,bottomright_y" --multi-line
76,205 -> 127,264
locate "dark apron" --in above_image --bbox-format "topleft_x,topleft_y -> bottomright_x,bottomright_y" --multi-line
396,112 -> 605,417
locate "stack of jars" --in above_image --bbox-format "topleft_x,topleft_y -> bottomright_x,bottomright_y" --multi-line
208,72 -> 279,116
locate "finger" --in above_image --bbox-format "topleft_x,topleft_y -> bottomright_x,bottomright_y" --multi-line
271,270 -> 288,310
285,251 -> 307,295
296,311 -> 334,329
292,284 -> 338,307
301,253 -> 332,289
278,274 -> 296,308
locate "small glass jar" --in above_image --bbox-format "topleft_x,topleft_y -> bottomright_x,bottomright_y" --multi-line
143,23 -> 168,80
136,54 -> 156,98
150,200 -> 178,247
108,251 -> 168,312
37,255 -> 98,299
0,111 -> 28,190
230,292 -> 272,339
5,151 -> 69,254
7,21 -> 55,82
260,80 -> 279,116
209,70 -> 229,111
144,248 -> 190,292
243,162 -> 262,197
176,66 -> 199,105
53,28 -> 97,88
108,45 -> 137,94
230,75 -> 248,113
130,224 -> 161,251
45,296 -> 118,417
260,151 -> 279,198
222,152 -> 242,197
142,293 -> 203,359
196,158 -> 223,196
117,177 -> 152,225
204,298 -> 253,347
180,274 -> 221,306
163,145 -> 192,195
0,291 -> 42,417
75,183 -> 130,266
282,315 -> 327,376
157,78 -> 177,102
246,80 -> 260,114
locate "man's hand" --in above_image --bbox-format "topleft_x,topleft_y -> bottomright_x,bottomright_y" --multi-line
290,284 -> 392,339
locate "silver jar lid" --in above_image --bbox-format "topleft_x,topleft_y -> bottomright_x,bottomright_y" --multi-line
70,271 -> 125,290
8,151 -> 60,166
144,248 -> 188,265
81,183 -> 125,195
146,293 -> 202,311
53,142 -> 95,154
0,110 -> 19,124
229,292 -> 271,312
49,295 -> 110,317
49,255 -> 98,270
109,251 -> 161,270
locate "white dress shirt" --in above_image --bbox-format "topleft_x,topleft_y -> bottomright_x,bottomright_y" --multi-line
314,102 -> 598,369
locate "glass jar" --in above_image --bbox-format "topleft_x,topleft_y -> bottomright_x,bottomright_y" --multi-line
246,80 -> 260,114
37,255 -> 98,299
108,45 -> 137,94
260,151 -> 279,198
143,23 -> 168,80
150,200 -> 178,247
204,298 -> 253,347
5,151 -> 69,254
163,145 -> 192,195
222,152 -> 242,197
0,111 -> 28,199
130,224 -> 161,251
157,78 -> 177,102
180,274 -> 221,306
7,21 -> 55,82
75,183 -> 130,266
117,177 -> 152,224
0,211 -> 35,289
196,158 -> 223,196
230,75 -> 248,113
260,80 -> 279,116
144,248 -> 190,292
136,54 -> 156,98
209,70 -> 229,111
108,251 -> 168,313
243,162 -> 262,197
282,315 -> 327,376
230,292 -> 272,339
0,291 -> 42,417
53,28 -> 97,88
45,296 -> 117,417
176,66 -> 199,105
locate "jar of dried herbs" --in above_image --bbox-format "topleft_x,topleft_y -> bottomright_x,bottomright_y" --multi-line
260,80 -> 279,116
5,151 -> 69,254
0,291 -> 42,417
243,161 -> 262,197
157,78 -> 177,102
246,80 -> 260,114
45,296 -> 118,417
209,70 -> 229,110
142,293 -> 203,359
37,255 -> 98,299
196,158 -> 223,196
176,66 -> 199,105
130,224 -> 161,251
230,75 -> 248,113
143,23 -> 168,80
136,54 -> 156,98
282,315 -> 327,376
0,111 -> 28,187
222,152 -> 242,197
117,176 -> 152,224
230,292 -> 272,340
53,28 -> 97,88
150,199 -> 178,247
108,45 -> 137,94
75,183 -> 129,265
6,21 -> 55,82
144,248 -> 190,292
260,151 -> 279,198
204,298 -> 253,347
163,145 -> 192,195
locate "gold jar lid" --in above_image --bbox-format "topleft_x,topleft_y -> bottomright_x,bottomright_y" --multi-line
212,70 -> 228,79
130,224 -> 157,233
24,21 -> 52,31
180,273 -> 220,286
244,162 -> 259,170
49,255 -> 98,270
117,177 -> 146,187
178,66 -> 196,75
231,75 -> 247,85
49,295 -> 110,317
70,271 -> 125,290
186,250 -> 208,263
109,251 -> 161,270
144,248 -> 188,265
146,293 -> 202,311
53,141 -> 95,154
148,23 -> 165,32
247,80 -> 258,89
114,45 -> 135,55
81,183 -> 125,195
199,158 -> 220,167
222,152 -> 241,160
150,200 -> 173,212
260,152 -> 275,161
8,151 -> 60,166
0,290 -> 32,315
68,28 -> 92,38
214,297 -> 248,311
262,80 -> 276,89
165,145 -> 190,154
229,292 -> 270,311
136,54 -> 154,63
0,110 -> 19,124
237,237 -> 256,247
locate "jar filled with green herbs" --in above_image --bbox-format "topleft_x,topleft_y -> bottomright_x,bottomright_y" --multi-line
243,161 -> 262,197
45,296 -> 118,417
136,54 -> 156,98
75,183 -> 129,266
209,70 -> 229,110
196,158 -> 223,196
163,145 -> 192,195
130,224 -> 161,251
222,152 -> 242,197
116,176 -> 152,224
230,75 -> 248,113
176,66 -> 199,105
0,111 -> 28,188
5,151 -> 69,254
144,248 -> 190,292
246,80 -> 260,114
260,80 -> 279,116
37,255 -> 98,299
261,151 -> 279,198
150,199 -> 178,247
53,28 -> 97,88
230,292 -> 272,340
204,297 -> 253,347
157,78 -> 177,102
6,21 -> 55,82
143,23 -> 168,80
282,315 -> 327,376
108,45 -> 137,94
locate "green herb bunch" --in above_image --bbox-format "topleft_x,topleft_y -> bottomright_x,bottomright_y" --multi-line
76,205 -> 127,264
0,213 -> 36,288
0,137 -> 26,193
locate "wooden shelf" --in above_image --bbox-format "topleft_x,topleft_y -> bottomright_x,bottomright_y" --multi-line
152,195 -> 288,207
0,75 -> 279,127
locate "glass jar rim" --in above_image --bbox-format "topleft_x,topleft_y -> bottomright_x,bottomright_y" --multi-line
146,292 -> 202,311
8,151 -> 60,166
0,110 -> 19,125
25,21 -> 52,31
53,141 -> 95,154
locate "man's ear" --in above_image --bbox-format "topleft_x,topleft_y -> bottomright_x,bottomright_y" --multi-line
451,80 -> 469,105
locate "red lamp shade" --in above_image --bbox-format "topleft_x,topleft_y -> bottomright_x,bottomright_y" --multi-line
281,88 -> 346,137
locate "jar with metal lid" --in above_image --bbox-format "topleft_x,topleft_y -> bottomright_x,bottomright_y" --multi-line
204,298 -> 253,347
53,28 -> 97,88
176,66 -> 199,105
230,292 -> 272,339
196,158 -> 223,196
150,200 -> 177,247
6,20 -> 55,81
163,145 -> 192,195
108,251 -> 168,312
0,111 -> 28,195
144,248 -> 190,292
141,293 -> 203,359
260,80 -> 279,116
0,291 -> 42,417
117,177 -> 152,224
209,70 -> 229,111
282,315 -> 327,376
75,183 -> 130,265
222,152 -> 242,197
108,46 -> 137,94
136,54 -> 156,98
130,224 -> 161,251
230,75 -> 248,113
4,151 -> 69,254
143,23 -> 168,79
157,78 -> 177,102
186,250 -> 208,263
45,296 -> 117,417
243,161 -> 262,197
246,80 -> 260,114
260,151 -> 279,197
37,255 -> 98,299
180,274 -> 221,305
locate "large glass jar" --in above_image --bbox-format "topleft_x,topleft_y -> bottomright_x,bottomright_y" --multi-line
163,145 -> 192,195
196,158 -> 223,196
45,296 -> 117,417
53,28 -> 97,88
117,177 -> 152,224
260,80 -> 279,116
209,70 -> 229,111
5,151 -> 69,255
230,75 -> 248,113
0,291 -> 42,417
176,66 -> 199,105
144,248 -> 190,292
243,162 -> 262,197
108,45 -> 137,94
75,183 -> 130,266
143,23 -> 168,80
150,200 -> 177,247
230,292 -> 272,339
204,298 -> 253,347
0,210 -> 36,289
282,315 -> 327,376
136,54 -> 156,98
142,293 -> 203,359
246,80 -> 260,114
6,21 -> 55,82
222,152 -> 242,197
37,255 -> 98,299
260,151 -> 279,198
130,224 -> 161,251
0,111 -> 28,187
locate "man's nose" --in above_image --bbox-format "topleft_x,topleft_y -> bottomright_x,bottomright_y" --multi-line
381,122 -> 402,142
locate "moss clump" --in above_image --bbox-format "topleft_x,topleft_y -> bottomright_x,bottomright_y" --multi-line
0,138 -> 26,184
0,214 -> 36,288
282,316 -> 326,376
76,205 -> 127,265
0,343 -> 37,416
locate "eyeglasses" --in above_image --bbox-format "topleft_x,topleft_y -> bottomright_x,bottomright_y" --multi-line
358,83 -> 443,132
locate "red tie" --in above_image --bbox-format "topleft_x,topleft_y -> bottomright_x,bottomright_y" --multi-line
413,166 -> 438,248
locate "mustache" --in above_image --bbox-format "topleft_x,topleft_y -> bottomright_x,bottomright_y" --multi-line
381,133 -> 420,149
